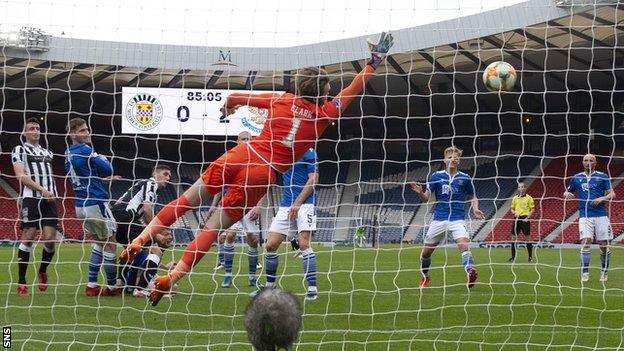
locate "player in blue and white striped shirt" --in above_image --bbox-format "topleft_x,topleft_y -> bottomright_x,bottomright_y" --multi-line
65,118 -> 119,296
411,146 -> 484,289
563,154 -> 615,282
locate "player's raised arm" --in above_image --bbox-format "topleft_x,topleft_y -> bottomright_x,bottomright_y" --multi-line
323,32 -> 394,116
222,92 -> 282,116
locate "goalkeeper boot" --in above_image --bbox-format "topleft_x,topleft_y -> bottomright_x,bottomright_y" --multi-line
467,268 -> 478,289
149,275 -> 172,307
38,272 -> 48,292
419,276 -> 430,289
581,273 -> 590,282
221,275 -> 233,288
120,241 -> 142,264
600,272 -> 608,282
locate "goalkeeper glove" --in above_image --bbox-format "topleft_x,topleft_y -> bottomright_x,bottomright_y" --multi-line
367,31 -> 394,68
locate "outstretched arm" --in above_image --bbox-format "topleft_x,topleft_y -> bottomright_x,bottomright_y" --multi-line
324,32 -> 394,116
223,92 -> 282,114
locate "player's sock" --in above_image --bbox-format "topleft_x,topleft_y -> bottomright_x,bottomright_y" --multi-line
581,248 -> 590,275
223,243 -> 235,275
218,244 -> 225,265
170,226 -> 218,282
103,251 -> 118,290
301,248 -> 317,288
88,244 -> 104,287
138,253 -> 161,289
600,250 -> 610,273
420,255 -> 431,277
17,243 -> 32,285
526,243 -> 534,260
125,249 -> 147,290
265,252 -> 279,287
461,251 -> 475,273
38,245 -> 55,274
156,195 -> 191,226
510,242 -> 516,260
248,246 -> 258,278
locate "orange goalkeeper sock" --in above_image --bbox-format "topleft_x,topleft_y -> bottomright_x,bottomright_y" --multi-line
168,227 -> 217,283
179,227 -> 218,271
156,195 -> 192,226
131,195 -> 192,246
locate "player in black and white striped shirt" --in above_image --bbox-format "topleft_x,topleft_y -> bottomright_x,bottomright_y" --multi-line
112,165 -> 171,291
11,118 -> 58,297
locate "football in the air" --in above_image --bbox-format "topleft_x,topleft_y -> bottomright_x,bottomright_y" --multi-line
483,61 -> 517,92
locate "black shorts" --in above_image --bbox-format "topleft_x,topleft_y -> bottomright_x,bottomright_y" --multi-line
20,197 -> 58,229
513,216 -> 531,237
112,209 -> 144,246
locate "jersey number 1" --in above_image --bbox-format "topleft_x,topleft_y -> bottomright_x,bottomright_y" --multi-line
282,118 -> 301,148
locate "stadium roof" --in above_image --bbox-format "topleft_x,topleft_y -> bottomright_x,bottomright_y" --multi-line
0,0 -> 622,119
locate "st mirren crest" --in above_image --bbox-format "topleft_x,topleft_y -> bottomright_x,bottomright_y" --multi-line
125,94 -> 164,131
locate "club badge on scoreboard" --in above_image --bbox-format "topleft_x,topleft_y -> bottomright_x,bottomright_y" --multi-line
240,106 -> 268,134
125,93 -> 164,131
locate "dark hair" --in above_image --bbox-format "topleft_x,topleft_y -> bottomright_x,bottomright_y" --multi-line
68,118 -> 87,132
25,117 -> 40,126
295,67 -> 329,105
245,288 -> 302,351
154,164 -> 171,172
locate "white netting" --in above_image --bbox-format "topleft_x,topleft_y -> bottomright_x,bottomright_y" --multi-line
1,1 -> 623,350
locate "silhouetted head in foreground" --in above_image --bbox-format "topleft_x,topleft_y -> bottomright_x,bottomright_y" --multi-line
245,288 -> 302,351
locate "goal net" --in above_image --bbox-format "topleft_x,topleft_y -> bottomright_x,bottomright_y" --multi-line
0,0 -> 622,350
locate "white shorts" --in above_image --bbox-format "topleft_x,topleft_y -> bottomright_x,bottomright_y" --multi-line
228,211 -> 260,235
269,204 -> 316,240
579,216 -> 612,241
424,220 -> 469,245
76,203 -> 116,241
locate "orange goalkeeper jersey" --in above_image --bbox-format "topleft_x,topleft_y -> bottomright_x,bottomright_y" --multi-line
226,64 -> 375,173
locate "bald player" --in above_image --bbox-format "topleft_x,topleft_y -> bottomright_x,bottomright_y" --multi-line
563,154 -> 615,282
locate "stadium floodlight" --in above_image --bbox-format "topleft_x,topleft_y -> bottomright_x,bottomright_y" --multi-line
0,26 -> 50,51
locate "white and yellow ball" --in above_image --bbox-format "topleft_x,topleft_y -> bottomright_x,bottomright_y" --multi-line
483,61 -> 517,92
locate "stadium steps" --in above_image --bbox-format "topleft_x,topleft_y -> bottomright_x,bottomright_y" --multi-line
402,166 -> 440,242
476,157 -> 547,242
483,158 -> 624,244
482,157 -> 583,243
0,179 -> 19,240
333,161 -> 359,242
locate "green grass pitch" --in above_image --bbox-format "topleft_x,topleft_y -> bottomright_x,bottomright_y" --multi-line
1,244 -> 622,350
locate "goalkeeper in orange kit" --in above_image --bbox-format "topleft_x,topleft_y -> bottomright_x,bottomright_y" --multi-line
121,32 -> 394,306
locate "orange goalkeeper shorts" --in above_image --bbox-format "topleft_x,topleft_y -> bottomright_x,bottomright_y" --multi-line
201,143 -> 276,222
